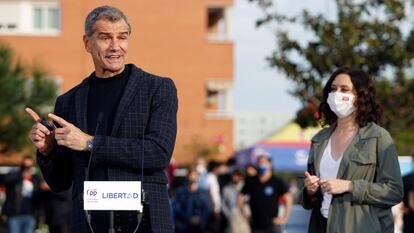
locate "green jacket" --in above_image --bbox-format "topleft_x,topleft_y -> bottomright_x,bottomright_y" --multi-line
301,122 -> 403,233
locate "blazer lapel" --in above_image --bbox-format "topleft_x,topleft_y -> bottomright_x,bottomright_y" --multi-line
336,124 -> 372,179
336,129 -> 363,179
75,79 -> 89,132
111,65 -> 143,136
336,137 -> 359,179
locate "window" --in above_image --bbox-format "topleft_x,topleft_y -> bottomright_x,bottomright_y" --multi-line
207,6 -> 232,41
205,80 -> 233,118
0,1 -> 21,33
206,89 -> 229,113
207,89 -> 219,107
0,1 -> 60,35
48,7 -> 60,29
34,7 -> 43,29
32,4 -> 60,32
217,90 -> 227,112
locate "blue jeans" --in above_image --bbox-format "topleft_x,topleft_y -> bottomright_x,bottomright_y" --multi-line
8,215 -> 36,233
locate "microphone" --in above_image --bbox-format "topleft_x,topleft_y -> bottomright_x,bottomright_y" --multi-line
132,113 -> 149,233
84,112 -> 103,233
85,112 -> 104,182
140,112 -> 149,193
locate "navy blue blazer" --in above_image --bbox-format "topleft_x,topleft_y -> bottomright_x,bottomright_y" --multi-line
37,64 -> 178,233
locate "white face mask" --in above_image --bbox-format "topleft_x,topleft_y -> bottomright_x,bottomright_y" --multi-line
196,164 -> 206,175
327,92 -> 356,118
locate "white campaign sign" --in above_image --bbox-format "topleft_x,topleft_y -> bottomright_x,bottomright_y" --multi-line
84,181 -> 143,212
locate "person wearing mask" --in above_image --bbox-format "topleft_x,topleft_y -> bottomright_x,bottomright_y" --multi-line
173,169 -> 213,233
302,67 -> 403,233
199,161 -> 222,233
218,158 -> 237,190
2,156 -> 41,233
195,157 -> 207,177
238,155 -> 293,233
222,170 -> 250,233
244,164 -> 257,187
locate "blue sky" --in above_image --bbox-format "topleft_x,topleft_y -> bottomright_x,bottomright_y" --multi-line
232,0 -> 334,114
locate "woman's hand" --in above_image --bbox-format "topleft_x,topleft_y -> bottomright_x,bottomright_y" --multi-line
304,171 -> 320,195
273,216 -> 288,225
320,179 -> 353,194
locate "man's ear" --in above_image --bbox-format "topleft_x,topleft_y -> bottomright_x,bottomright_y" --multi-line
83,35 -> 91,53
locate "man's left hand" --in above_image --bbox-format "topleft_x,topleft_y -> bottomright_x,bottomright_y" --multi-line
273,216 -> 288,226
48,113 -> 92,151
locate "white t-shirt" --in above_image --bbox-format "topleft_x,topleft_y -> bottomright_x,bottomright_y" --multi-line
199,173 -> 221,213
319,138 -> 343,218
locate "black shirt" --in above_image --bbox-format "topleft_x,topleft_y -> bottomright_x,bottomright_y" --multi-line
86,65 -> 130,181
403,172 -> 414,233
87,65 -> 130,136
241,175 -> 288,230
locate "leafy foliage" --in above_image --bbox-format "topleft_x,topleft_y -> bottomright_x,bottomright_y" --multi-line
249,0 -> 414,154
0,44 -> 57,154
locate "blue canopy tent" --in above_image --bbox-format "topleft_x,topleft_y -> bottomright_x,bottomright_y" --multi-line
235,123 -> 320,172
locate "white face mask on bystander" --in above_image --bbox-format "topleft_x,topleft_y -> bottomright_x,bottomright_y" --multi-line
327,92 -> 356,118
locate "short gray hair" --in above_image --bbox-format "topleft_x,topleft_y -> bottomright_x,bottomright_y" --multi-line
84,6 -> 131,37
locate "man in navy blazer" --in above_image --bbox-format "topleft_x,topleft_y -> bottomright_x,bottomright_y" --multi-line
26,5 -> 177,233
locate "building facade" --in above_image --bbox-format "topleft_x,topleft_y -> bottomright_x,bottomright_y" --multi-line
0,0 -> 234,165
234,112 -> 293,150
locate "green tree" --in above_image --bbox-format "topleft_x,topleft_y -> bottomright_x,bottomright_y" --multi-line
249,0 -> 414,154
0,44 -> 58,154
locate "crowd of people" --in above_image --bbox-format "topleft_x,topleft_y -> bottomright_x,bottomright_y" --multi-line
0,154 -> 297,233
0,156 -> 71,233
2,154 -> 414,233
169,156 -> 295,233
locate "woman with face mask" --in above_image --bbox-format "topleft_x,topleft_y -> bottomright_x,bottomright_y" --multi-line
301,67 -> 403,233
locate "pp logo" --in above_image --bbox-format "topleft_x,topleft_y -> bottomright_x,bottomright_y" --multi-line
86,188 -> 97,197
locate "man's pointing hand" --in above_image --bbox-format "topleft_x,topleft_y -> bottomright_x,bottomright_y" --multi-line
48,113 -> 93,151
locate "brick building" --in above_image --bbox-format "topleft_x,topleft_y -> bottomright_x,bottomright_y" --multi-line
0,0 -> 234,165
